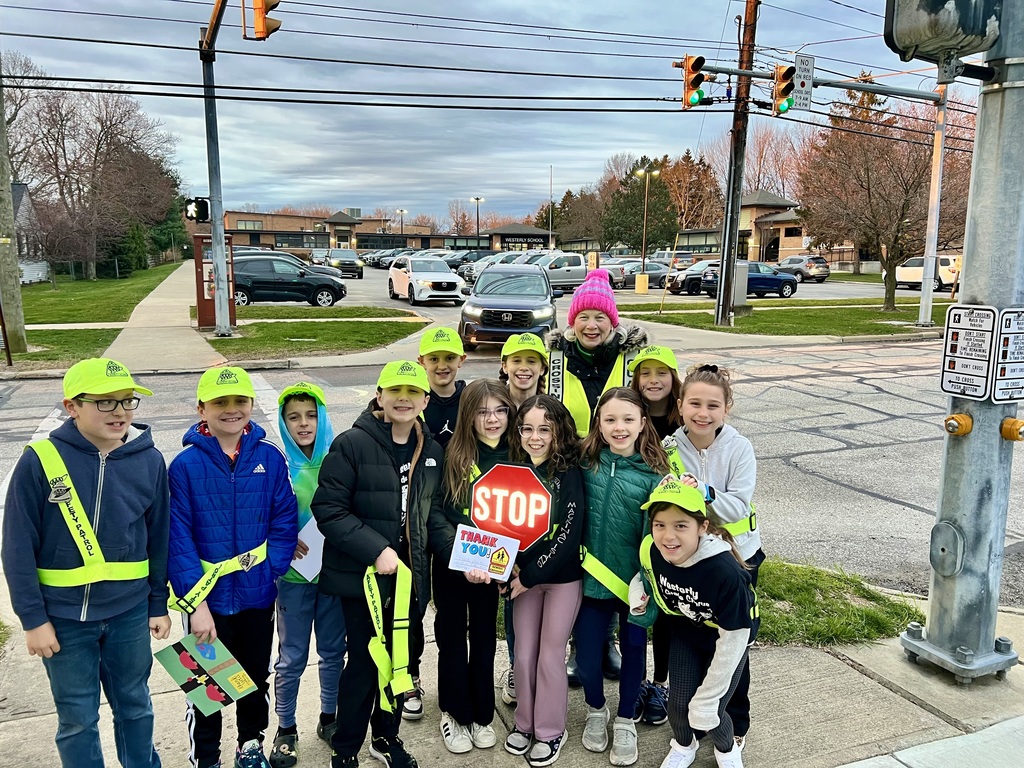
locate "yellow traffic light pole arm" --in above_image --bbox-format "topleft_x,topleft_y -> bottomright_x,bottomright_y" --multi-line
200,0 -> 229,52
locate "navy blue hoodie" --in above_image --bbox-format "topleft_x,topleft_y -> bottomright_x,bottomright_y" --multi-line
2,418 -> 170,630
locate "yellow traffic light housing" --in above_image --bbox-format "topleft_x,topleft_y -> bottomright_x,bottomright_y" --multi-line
773,64 -> 796,115
678,55 -> 706,110
253,0 -> 282,40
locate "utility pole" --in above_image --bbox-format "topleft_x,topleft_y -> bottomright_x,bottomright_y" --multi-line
916,84 -> 948,327
715,0 -> 759,327
899,4 -> 1022,683
0,71 -> 28,354
200,0 -> 231,337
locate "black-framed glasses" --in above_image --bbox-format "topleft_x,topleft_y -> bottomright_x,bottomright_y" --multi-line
76,397 -> 141,412
518,425 -> 552,437
475,406 -> 510,419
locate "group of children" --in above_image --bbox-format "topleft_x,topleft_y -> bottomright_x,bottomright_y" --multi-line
2,313 -> 760,768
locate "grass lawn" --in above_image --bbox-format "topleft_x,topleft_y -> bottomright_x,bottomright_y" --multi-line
757,558 -> 925,646
188,304 -> 417,320
617,296 -> 949,313
209,320 -> 427,360
829,272 -> 884,283
631,303 -> 947,336
10,329 -> 122,369
21,263 -> 181,324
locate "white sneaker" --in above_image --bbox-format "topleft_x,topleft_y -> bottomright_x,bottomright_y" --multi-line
439,712 -> 472,754
470,723 -> 497,749
659,738 -> 699,768
714,745 -> 745,768
582,706 -> 609,752
501,666 -> 516,705
609,717 -> 638,766
734,736 -> 745,752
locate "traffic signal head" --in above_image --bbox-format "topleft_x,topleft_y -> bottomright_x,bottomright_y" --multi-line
773,64 -> 796,115
253,0 -> 282,40
185,198 -> 211,223
681,55 -> 706,109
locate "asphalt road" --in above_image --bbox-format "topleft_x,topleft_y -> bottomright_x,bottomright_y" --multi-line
2,338 -> 1020,608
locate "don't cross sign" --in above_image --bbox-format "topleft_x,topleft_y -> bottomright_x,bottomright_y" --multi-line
470,464 -> 552,549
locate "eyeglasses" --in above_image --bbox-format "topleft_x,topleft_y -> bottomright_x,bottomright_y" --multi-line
76,397 -> 141,412
475,406 -> 510,419
518,425 -> 552,438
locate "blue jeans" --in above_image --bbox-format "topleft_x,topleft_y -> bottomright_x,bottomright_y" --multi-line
43,599 -> 160,768
575,597 -> 646,719
273,580 -> 347,727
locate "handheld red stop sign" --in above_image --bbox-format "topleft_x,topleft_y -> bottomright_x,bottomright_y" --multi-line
470,464 -> 552,549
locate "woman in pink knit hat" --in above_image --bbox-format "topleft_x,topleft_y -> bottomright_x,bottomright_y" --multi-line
546,269 -> 650,438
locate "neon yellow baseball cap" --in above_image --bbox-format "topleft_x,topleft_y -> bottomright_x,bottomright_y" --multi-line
641,476 -> 707,514
628,345 -> 679,374
196,366 -> 255,403
278,381 -> 327,407
377,360 -> 430,393
419,327 -> 465,357
501,333 -> 549,362
63,358 -> 154,399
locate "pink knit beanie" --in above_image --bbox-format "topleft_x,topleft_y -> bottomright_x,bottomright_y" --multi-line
568,269 -> 619,327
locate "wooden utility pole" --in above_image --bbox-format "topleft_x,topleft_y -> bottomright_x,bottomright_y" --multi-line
0,70 -> 28,354
715,0 -> 759,326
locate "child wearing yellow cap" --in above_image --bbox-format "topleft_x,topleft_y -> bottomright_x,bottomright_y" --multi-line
1,358 -> 170,767
312,361 -> 448,768
417,326 -> 468,452
628,345 -> 683,440
167,366 -> 299,768
499,333 -> 549,409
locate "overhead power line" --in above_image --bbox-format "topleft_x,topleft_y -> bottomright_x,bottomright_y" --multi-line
770,112 -> 974,153
759,2 -> 879,34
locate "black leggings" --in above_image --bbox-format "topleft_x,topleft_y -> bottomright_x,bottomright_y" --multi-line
668,635 -> 746,753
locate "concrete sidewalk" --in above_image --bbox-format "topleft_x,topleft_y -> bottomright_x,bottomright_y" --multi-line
102,262 -> 226,372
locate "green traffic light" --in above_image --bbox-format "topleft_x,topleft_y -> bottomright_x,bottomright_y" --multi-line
777,99 -> 790,113
688,88 -> 705,106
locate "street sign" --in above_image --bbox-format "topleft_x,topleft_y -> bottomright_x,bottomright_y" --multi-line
792,55 -> 814,111
469,463 -> 552,550
940,304 -> 996,400
992,309 -> 1024,402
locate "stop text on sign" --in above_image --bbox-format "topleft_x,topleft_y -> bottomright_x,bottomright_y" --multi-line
469,463 -> 552,549
473,488 -> 547,528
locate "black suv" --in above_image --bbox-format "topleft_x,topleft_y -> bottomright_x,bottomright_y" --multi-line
444,249 -> 498,269
458,264 -> 562,351
233,255 -> 347,307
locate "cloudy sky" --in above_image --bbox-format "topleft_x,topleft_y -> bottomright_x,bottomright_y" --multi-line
1,0 -> 960,219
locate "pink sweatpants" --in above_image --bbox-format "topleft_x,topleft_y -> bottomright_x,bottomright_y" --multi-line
512,580 -> 583,741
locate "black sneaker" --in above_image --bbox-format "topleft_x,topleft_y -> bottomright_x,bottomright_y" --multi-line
331,752 -> 359,768
369,736 -> 418,768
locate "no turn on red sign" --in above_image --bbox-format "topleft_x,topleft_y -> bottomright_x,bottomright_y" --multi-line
470,464 -> 552,549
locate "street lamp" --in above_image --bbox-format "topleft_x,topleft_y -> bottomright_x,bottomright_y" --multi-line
635,167 -> 660,270
396,208 -> 407,235
470,196 -> 484,244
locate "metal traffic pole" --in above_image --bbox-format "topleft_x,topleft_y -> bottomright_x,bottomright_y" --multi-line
916,84 -> 948,327
900,4 -> 1023,683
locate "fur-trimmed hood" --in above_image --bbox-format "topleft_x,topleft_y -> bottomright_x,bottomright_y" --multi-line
548,323 -> 649,357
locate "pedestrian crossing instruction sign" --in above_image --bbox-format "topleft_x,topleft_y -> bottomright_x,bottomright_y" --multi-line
941,305 -> 995,400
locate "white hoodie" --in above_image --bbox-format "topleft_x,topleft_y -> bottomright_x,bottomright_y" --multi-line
667,423 -> 761,561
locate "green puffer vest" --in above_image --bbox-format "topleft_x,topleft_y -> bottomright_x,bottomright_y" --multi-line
582,447 -> 663,600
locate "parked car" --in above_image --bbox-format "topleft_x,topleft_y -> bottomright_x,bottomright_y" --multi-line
322,249 -> 364,278
535,251 -> 588,289
888,256 -> 958,291
444,249 -> 497,268
776,254 -> 831,283
700,260 -> 798,298
650,250 -> 696,268
388,256 -> 465,305
379,249 -> 416,269
234,249 -> 344,279
669,260 -> 719,295
620,261 -> 672,289
459,264 -> 563,350
463,252 -> 521,282
232,255 -> 347,307
595,263 -> 626,289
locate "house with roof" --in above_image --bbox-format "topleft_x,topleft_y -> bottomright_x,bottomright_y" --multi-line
12,183 -> 47,284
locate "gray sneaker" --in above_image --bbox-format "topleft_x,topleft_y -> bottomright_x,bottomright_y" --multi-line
582,706 -> 609,753
610,717 -> 638,766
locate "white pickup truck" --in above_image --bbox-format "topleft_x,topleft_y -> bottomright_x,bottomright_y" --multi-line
535,251 -> 587,289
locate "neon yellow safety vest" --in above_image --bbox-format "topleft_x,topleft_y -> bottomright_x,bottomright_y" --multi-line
364,562 -> 415,712
27,440 -> 149,588
168,542 -> 268,614
660,436 -> 758,538
547,349 -> 637,437
580,547 -> 630,603
638,535 -> 759,627
460,463 -> 483,518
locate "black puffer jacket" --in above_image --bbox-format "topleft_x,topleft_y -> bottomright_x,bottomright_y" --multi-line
312,408 -> 447,613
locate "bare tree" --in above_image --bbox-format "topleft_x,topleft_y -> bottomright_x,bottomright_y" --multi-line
447,198 -> 473,235
239,202 -> 263,212
705,123 -> 802,199
409,212 -> 443,232
272,203 -> 333,218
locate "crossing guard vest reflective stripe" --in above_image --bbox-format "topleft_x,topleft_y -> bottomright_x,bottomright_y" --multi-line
167,542 -> 268,614
548,349 -> 638,436
659,435 -> 758,538
27,440 -> 149,588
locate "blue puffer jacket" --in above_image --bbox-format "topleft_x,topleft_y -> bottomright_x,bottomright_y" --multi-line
167,422 -> 298,615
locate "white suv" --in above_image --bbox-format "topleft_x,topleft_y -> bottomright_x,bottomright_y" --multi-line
388,256 -> 464,306
891,257 -> 958,291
